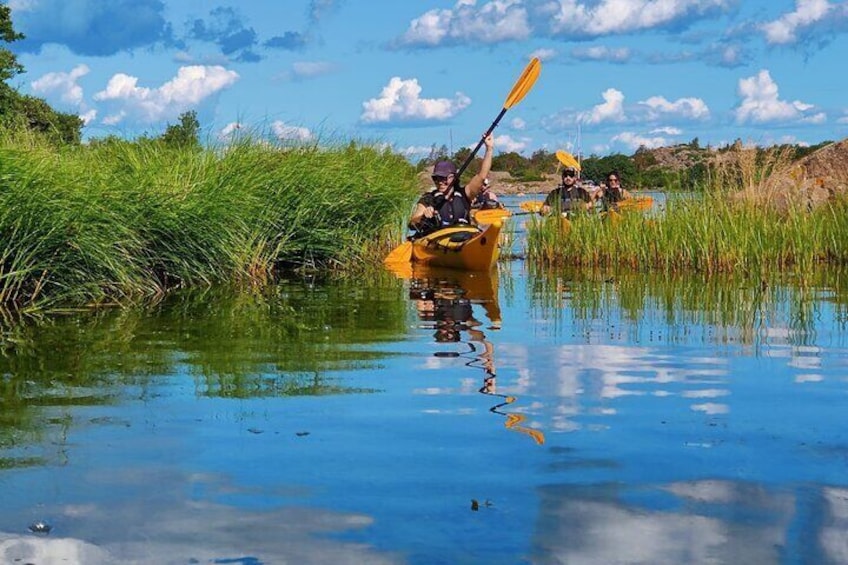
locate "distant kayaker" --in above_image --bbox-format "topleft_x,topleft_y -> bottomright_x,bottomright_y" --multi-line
601,170 -> 632,211
472,178 -> 502,210
408,133 -> 495,235
540,166 -> 597,216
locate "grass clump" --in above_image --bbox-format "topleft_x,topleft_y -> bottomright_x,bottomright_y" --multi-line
0,130 -> 417,311
526,145 -> 848,277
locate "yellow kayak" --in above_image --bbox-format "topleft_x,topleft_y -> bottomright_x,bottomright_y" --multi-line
410,222 -> 502,271
617,196 -> 653,211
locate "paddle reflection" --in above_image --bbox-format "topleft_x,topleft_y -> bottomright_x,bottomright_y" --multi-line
399,265 -> 544,445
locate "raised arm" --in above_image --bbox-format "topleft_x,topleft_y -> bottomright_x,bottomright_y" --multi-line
464,133 -> 495,202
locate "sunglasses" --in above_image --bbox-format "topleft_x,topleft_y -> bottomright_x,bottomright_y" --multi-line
432,175 -> 452,183
563,172 -> 576,178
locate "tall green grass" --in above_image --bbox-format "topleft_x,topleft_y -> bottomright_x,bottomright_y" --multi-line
0,130 -> 417,311
526,195 -> 848,275
527,144 -> 848,276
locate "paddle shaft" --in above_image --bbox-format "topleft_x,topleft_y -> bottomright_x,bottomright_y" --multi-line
454,107 -> 508,184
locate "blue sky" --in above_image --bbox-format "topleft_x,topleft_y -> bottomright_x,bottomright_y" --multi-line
6,0 -> 848,158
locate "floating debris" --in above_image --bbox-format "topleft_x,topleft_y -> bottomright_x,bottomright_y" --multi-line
247,428 -> 264,434
29,520 -> 52,534
295,431 -> 310,437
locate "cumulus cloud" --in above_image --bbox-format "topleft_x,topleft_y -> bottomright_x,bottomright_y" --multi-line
494,134 -> 530,153
396,0 -> 530,47
547,0 -> 731,38
12,0 -> 170,56
578,88 -> 626,124
360,77 -> 471,124
639,95 -> 710,120
612,131 -> 670,150
511,117 -> 527,130
93,65 -> 239,125
650,126 -> 683,135
530,47 -> 558,61
271,121 -> 314,142
734,69 -> 823,124
31,64 -> 90,106
760,0 -> 833,45
571,45 -> 632,62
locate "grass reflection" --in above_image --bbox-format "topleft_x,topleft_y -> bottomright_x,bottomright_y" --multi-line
528,266 -> 848,347
0,274 -> 409,451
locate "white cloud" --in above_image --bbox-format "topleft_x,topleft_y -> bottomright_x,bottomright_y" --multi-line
510,117 -> 526,130
548,0 -> 731,37
271,121 -> 314,142
93,65 -> 239,124
760,0 -> 832,45
578,88 -> 626,124
650,126 -> 683,135
31,64 -> 90,106
291,61 -> 337,80
218,122 -> 243,140
838,112 -> 848,124
529,47 -> 558,61
571,45 -> 631,62
734,69 -> 821,124
640,95 -> 710,120
80,109 -> 97,125
611,131 -> 669,150
397,0 -> 530,46
360,77 -> 471,124
493,133 -> 529,153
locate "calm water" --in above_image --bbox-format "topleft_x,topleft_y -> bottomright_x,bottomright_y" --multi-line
3,204 -> 848,563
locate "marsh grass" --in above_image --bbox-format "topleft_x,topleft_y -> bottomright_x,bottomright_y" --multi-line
0,130 -> 416,311
526,145 -> 848,276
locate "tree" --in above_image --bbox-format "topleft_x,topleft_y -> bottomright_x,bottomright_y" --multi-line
159,110 -> 201,149
0,4 -> 24,82
0,6 -> 83,144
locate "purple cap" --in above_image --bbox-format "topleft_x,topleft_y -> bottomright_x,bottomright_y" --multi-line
433,161 -> 457,176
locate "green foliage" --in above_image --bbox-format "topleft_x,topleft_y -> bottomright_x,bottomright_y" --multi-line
0,133 -> 418,311
0,4 -> 24,82
526,193 -> 848,276
0,8 -> 83,143
159,111 -> 201,149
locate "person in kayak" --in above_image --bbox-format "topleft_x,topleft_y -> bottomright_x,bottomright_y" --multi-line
408,133 -> 495,235
601,170 -> 632,211
472,178 -> 502,210
540,165 -> 597,216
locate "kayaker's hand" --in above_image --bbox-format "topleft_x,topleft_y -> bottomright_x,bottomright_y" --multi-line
423,206 -> 436,218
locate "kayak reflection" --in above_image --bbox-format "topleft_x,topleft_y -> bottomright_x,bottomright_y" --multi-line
397,265 -> 544,445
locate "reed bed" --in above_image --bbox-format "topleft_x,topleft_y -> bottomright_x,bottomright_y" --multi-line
526,195 -> 848,275
526,144 -> 848,276
0,131 -> 417,311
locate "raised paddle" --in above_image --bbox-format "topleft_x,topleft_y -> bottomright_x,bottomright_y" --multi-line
454,57 -> 541,184
384,57 -> 542,267
555,150 -> 581,171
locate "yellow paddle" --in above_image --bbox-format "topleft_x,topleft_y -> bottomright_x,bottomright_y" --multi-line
555,150 -> 581,171
472,207 -> 513,224
384,57 -> 542,267
454,56 -> 542,184
519,200 -> 545,213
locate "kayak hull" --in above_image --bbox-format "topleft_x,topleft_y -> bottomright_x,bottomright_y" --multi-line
411,222 -> 501,271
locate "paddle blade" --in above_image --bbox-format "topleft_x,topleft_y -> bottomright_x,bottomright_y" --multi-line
472,208 -> 512,224
519,200 -> 544,213
503,57 -> 541,109
383,241 -> 412,267
555,150 -> 581,171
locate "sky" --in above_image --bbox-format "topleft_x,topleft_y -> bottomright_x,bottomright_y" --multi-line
5,0 -> 848,159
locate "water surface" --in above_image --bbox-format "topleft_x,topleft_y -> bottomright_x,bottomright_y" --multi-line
2,243 -> 848,563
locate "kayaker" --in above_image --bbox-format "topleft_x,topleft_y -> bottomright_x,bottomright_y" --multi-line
472,178 -> 502,210
540,166 -> 597,216
408,133 -> 495,235
601,170 -> 632,211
